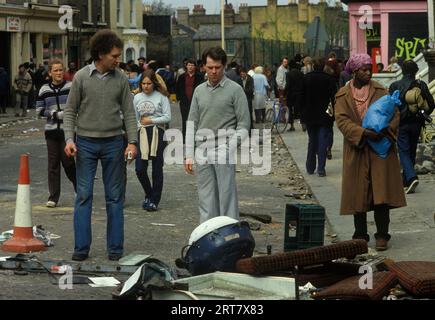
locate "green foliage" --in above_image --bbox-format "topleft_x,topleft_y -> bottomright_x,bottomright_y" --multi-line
144,0 -> 174,16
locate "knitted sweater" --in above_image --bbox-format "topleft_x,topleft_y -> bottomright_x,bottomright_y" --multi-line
36,81 -> 71,139
13,72 -> 33,93
186,76 -> 250,158
63,65 -> 137,143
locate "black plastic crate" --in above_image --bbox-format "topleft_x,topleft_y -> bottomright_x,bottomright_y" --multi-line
284,204 -> 325,251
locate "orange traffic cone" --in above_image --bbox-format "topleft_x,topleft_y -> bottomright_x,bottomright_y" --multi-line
2,154 -> 45,253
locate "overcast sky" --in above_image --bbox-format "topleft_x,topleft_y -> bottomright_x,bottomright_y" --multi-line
165,0 -> 339,15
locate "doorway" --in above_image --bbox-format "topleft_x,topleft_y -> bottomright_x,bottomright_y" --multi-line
0,32 -> 11,74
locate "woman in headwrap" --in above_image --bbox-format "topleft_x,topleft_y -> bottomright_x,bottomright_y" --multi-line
334,53 -> 406,251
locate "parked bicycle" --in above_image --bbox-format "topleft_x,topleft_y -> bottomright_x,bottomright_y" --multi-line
265,98 -> 289,133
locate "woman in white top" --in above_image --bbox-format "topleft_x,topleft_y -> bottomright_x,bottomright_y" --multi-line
252,66 -> 270,123
133,69 -> 171,211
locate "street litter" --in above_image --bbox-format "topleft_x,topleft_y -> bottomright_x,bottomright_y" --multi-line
115,258 -> 176,299
285,193 -> 312,200
150,223 -> 176,227
50,265 -> 72,274
299,282 -> 317,294
1,226 -> 59,247
89,277 -> 120,288
21,128 -> 40,134
33,225 -> 61,247
119,253 -> 152,266
240,212 -> 272,224
0,230 -> 13,243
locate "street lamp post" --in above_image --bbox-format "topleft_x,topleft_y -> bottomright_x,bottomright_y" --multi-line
221,0 -> 225,50
429,0 -> 434,42
424,0 -> 435,82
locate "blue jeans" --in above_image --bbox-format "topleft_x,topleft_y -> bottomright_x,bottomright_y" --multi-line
306,125 -> 330,175
397,122 -> 422,185
74,135 -> 125,255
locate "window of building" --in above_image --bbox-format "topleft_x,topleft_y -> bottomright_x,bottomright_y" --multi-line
226,40 -> 236,55
139,47 -> 146,59
130,0 -> 136,26
117,0 -> 123,25
100,0 -> 106,23
43,35 -> 63,63
126,48 -> 135,62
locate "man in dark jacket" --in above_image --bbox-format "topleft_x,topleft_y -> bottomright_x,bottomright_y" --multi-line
389,60 -> 435,194
0,67 -> 9,114
285,60 -> 304,131
301,57 -> 337,177
176,59 -> 204,143
225,61 -> 241,83
237,67 -> 254,132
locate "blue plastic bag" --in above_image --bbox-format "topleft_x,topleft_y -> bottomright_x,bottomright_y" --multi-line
362,90 -> 401,159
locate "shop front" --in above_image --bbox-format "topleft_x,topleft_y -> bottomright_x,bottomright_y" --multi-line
344,0 -> 428,66
0,2 -> 68,80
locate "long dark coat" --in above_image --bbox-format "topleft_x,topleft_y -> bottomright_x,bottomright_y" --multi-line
335,80 -> 407,215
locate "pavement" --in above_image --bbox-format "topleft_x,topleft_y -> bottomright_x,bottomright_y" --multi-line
280,122 -> 435,261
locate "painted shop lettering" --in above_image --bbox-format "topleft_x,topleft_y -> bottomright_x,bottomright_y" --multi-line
395,37 -> 427,61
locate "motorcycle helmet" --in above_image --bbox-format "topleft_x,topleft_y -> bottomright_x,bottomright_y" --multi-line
177,216 -> 255,276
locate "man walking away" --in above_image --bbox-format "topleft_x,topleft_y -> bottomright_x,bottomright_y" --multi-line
184,47 -> 250,223
63,30 -> 138,262
389,60 -> 435,194
285,60 -> 304,131
301,58 -> 337,177
225,61 -> 241,83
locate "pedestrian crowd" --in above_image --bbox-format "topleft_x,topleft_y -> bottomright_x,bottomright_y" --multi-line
2,28 -> 432,259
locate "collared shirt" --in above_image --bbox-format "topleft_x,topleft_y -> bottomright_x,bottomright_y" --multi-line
242,77 -> 247,89
88,62 -> 113,80
206,75 -> 228,92
185,73 -> 195,102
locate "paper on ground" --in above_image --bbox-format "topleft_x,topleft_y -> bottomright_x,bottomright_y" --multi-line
88,277 -> 120,288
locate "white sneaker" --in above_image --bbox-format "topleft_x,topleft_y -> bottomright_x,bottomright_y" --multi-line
46,201 -> 57,208
405,179 -> 419,194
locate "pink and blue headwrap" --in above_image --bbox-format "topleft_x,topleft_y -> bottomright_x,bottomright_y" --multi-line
345,54 -> 372,73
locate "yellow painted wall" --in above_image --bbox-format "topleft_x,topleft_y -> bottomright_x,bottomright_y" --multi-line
250,4 -> 330,43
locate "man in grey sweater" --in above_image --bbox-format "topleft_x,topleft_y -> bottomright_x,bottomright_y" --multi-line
276,56 -> 289,108
63,30 -> 138,262
184,47 -> 250,223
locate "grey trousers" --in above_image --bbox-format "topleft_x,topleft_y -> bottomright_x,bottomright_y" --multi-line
15,93 -> 28,116
197,163 -> 239,223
